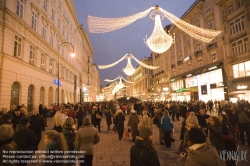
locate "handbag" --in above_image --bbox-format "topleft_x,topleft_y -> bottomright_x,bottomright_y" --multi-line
125,129 -> 129,138
153,116 -> 159,125
96,114 -> 101,119
53,125 -> 62,132
222,126 -> 234,141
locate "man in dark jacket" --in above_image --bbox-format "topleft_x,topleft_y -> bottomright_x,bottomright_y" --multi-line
196,107 -> 210,136
180,103 -> 187,118
29,109 -> 45,150
11,106 -> 23,130
13,117 -> 38,166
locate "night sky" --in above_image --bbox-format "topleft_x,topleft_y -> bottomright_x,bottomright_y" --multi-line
73,0 -> 196,86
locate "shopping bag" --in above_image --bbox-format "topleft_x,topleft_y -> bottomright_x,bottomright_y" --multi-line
125,128 -> 130,138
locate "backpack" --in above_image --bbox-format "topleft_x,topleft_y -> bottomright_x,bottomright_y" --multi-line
239,112 -> 250,124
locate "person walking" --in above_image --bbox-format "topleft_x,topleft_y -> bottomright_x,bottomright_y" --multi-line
115,110 -> 125,140
62,117 -> 76,152
11,106 -> 23,130
75,117 -> 100,166
105,108 -> 112,130
161,110 -> 173,147
130,126 -> 160,166
53,107 -> 63,132
138,111 -> 153,130
127,110 -> 139,142
76,106 -> 86,129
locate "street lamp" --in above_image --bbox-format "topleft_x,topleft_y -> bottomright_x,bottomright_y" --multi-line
57,42 -> 75,105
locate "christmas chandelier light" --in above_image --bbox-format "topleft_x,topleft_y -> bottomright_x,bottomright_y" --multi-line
104,76 -> 134,95
104,75 -> 134,83
87,5 -> 221,53
98,53 -> 159,76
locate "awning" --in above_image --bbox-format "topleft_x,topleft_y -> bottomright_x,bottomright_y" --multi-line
228,91 -> 246,95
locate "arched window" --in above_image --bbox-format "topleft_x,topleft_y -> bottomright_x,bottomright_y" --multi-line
10,82 -> 20,108
40,87 -> 45,105
27,84 -> 34,112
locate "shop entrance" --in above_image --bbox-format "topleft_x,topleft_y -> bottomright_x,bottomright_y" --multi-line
191,92 -> 199,101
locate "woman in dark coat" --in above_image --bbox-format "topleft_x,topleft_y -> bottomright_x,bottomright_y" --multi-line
127,110 -> 139,142
115,110 -> 125,140
207,116 -> 225,153
76,106 -> 86,129
130,126 -> 160,166
62,117 -> 75,151
105,108 -> 112,130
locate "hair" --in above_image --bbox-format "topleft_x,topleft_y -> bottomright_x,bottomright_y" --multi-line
219,114 -> 230,124
64,117 -> 74,126
143,137 -> 156,152
0,124 -> 15,140
57,107 -> 62,112
10,105 -> 16,111
62,109 -> 68,114
163,110 -> 169,117
210,116 -> 221,126
44,130 -> 68,152
142,111 -> 148,116
1,114 -> 13,121
21,108 -> 28,116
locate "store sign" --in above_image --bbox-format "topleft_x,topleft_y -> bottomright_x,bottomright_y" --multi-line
53,79 -> 62,86
208,66 -> 217,71
237,85 -> 248,90
163,87 -> 169,91
190,87 -> 198,92
216,82 -> 224,87
170,79 -> 175,82
186,74 -> 192,77
176,88 -> 190,93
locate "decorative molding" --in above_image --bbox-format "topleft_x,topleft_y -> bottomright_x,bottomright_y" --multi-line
31,3 -> 41,15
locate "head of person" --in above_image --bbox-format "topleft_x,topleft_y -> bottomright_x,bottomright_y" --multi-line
19,117 -> 30,126
64,117 -> 74,126
188,128 -> 206,146
92,105 -> 97,110
199,107 -> 206,116
14,106 -> 22,116
131,110 -> 136,114
43,130 -> 68,151
209,116 -> 221,126
2,108 -> 7,114
186,112 -> 199,131
218,114 -> 229,123
163,110 -> 169,117
62,109 -> 68,115
1,114 -> 13,124
0,124 -> 15,141
57,107 -> 62,112
142,111 -> 148,116
32,109 -> 39,116
139,126 -> 156,151
82,117 -> 91,127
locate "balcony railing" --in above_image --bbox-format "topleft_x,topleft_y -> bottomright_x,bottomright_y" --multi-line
171,64 -> 176,69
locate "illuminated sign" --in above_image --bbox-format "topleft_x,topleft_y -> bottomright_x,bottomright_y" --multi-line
186,74 -> 192,77
176,88 -> 190,93
84,93 -> 90,96
184,56 -> 190,62
216,82 -> 224,87
53,79 -> 62,86
163,87 -> 169,91
170,79 -> 175,82
208,66 -> 217,71
237,85 -> 247,90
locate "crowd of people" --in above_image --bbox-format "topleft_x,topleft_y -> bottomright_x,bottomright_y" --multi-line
0,99 -> 249,166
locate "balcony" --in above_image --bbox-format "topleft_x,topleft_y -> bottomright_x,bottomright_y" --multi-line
207,43 -> 217,52
171,64 -> 176,69
178,60 -> 183,66
195,50 -> 203,58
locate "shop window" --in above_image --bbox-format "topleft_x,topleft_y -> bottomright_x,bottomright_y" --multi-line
16,0 -> 24,19
14,35 -> 22,57
233,64 -> 239,78
10,82 -> 20,108
245,61 -> 250,76
233,61 -> 250,78
29,45 -> 35,65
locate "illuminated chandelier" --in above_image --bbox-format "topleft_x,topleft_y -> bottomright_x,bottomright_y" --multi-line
104,76 -> 134,95
98,53 -> 159,76
87,6 -> 221,53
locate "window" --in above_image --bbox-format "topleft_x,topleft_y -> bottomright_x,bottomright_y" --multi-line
188,63 -> 192,71
233,61 -> 250,78
208,20 -> 213,29
29,45 -> 35,65
58,2 -> 61,11
51,9 -> 55,21
31,11 -> 37,31
14,35 -> 22,57
66,70 -> 68,80
41,53 -> 45,70
43,0 -> 48,12
42,24 -> 46,39
61,46 -> 64,57
50,33 -> 54,46
186,38 -> 190,46
62,26 -> 65,36
197,44 -> 201,51
237,0 -> 243,9
66,32 -> 68,41
88,66 -> 89,73
57,19 -> 60,29
229,15 -> 246,35
198,59 -> 203,67
194,16 -> 198,24
232,37 -> 248,56
61,66 -> 64,79
16,0 -> 24,18
228,5 -> 234,14
179,67 -> 183,74
212,53 -> 217,62
55,63 -> 58,75
206,6 -> 211,13
49,58 -> 53,73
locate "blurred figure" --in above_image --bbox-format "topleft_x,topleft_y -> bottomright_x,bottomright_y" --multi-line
75,117 -> 100,166
115,110 -> 125,140
161,110 -> 173,147
62,117 -> 75,152
130,126 -> 160,166
68,106 -> 76,121
11,106 -> 23,130
61,109 -> 69,124
197,107 -> 210,136
0,124 -> 17,166
53,107 -> 63,132
127,110 -> 139,142
76,106 -> 86,129
43,130 -> 68,166
0,114 -> 13,126
138,111 -> 153,130
105,108 -> 112,130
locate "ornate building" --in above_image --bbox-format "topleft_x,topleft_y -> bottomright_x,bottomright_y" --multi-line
0,0 -> 96,111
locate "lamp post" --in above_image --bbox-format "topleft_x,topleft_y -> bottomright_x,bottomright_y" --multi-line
57,42 -> 75,105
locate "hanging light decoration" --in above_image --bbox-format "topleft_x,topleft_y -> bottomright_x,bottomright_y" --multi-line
123,57 -> 135,76
104,76 -> 134,83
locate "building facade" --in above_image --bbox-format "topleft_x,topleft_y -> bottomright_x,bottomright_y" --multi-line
151,0 -> 250,102
0,0 -> 95,111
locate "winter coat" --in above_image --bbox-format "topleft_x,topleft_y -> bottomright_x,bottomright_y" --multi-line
62,124 -> 75,150
53,111 -> 63,127
178,143 -> 225,166
29,115 -> 45,133
127,113 -> 139,138
196,114 -> 210,128
105,109 -> 112,125
13,124 -> 37,151
11,114 -> 23,129
68,110 -> 76,120
227,111 -> 239,125
221,121 -> 237,151
130,139 -> 160,166
115,113 -> 125,135
161,116 -> 173,132
74,124 -> 100,155
138,115 -> 153,130
207,124 -> 225,153
0,138 -> 17,166
180,105 -> 187,118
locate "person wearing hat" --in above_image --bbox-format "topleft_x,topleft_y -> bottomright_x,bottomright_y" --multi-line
11,106 -> 24,130
178,128 -> 225,166
13,117 -> 38,166
127,110 -> 139,142
130,126 -> 160,166
75,117 -> 100,166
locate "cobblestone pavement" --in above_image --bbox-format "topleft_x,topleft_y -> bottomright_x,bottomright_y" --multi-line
29,112 -> 250,166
